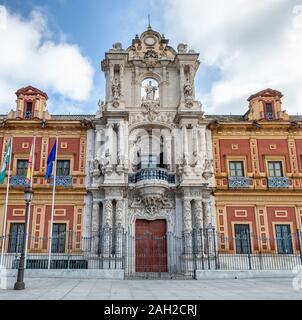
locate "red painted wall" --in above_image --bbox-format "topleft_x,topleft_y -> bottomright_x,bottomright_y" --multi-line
219,139 -> 252,173
48,137 -> 81,171
226,206 -> 259,251
257,139 -> 291,173
295,139 -> 302,173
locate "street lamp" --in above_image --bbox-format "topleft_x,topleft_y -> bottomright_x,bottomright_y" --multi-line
14,186 -> 33,290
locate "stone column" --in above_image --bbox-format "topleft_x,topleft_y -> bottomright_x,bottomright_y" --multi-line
118,122 -> 124,166
193,125 -> 198,158
179,64 -> 185,103
203,199 -> 215,255
103,199 -> 113,255
183,199 -> 193,253
193,200 -> 203,254
109,64 -> 114,101
203,200 -> 212,228
91,201 -> 100,254
182,124 -> 189,166
115,200 -> 124,256
106,123 -> 114,166
119,64 -> 124,99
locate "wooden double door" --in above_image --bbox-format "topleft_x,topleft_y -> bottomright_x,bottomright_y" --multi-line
135,219 -> 168,272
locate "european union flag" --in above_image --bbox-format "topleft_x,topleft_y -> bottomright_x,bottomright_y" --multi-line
44,142 -> 57,180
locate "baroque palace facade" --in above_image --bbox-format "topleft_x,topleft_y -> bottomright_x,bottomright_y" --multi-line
0,86 -> 93,255
0,26 -> 302,275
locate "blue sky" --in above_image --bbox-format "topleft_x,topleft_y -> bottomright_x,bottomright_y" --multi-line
0,0 -> 301,115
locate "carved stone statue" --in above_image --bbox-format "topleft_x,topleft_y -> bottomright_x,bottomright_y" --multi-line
184,79 -> 193,98
145,80 -> 157,100
112,78 -> 120,100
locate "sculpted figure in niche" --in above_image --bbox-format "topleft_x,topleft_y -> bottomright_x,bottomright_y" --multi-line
145,80 -> 158,100
112,78 -> 120,100
184,79 -> 193,98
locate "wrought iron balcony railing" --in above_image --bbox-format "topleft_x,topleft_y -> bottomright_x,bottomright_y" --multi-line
50,176 -> 73,187
10,175 -> 73,187
129,168 -> 175,184
268,177 -> 290,189
10,175 -> 26,186
228,176 -> 250,189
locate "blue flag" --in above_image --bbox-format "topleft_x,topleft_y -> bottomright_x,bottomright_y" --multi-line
44,142 -> 57,180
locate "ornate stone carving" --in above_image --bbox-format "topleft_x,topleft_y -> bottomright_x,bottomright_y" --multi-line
193,200 -> 203,229
177,43 -> 188,53
183,79 -> 194,109
116,200 -> 124,227
104,199 -> 113,228
131,192 -> 174,214
112,78 -> 121,107
129,111 -> 175,126
183,200 -> 192,232
144,80 -> 158,100
202,159 -> 214,180
144,49 -> 159,67
141,100 -> 160,121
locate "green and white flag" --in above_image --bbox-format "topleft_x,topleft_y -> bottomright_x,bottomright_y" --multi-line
0,139 -> 11,184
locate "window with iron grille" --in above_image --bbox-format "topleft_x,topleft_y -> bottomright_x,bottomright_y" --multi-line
275,224 -> 293,254
234,224 -> 251,254
16,160 -> 28,176
229,161 -> 244,177
56,160 -> 70,176
268,161 -> 283,177
51,223 -> 66,253
8,223 -> 25,253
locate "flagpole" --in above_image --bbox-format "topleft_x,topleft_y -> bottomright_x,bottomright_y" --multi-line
0,137 -> 13,266
48,136 -> 58,269
24,135 -> 36,269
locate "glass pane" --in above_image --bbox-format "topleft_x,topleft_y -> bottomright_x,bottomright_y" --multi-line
234,224 -> 251,254
275,224 -> 293,254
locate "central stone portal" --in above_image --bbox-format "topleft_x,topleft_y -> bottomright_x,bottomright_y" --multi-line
135,219 -> 167,272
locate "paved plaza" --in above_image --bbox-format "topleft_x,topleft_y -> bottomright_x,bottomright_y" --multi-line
0,277 -> 302,300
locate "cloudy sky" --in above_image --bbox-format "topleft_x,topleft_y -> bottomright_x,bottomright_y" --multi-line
0,0 -> 302,115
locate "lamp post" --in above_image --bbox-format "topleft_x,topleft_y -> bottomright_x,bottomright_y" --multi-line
14,186 -> 33,290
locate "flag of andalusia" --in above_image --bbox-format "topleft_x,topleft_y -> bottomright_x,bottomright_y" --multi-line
0,139 -> 11,184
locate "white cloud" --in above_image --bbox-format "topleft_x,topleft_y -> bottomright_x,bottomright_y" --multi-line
162,0 -> 302,114
0,6 -> 94,113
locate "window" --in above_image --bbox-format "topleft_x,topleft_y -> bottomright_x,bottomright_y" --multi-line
229,161 -> 244,177
275,224 -> 293,254
16,160 -> 28,176
51,223 -> 66,253
8,223 -> 25,253
234,224 -> 251,254
268,161 -> 283,177
265,103 -> 273,120
56,160 -> 70,176
24,102 -> 33,119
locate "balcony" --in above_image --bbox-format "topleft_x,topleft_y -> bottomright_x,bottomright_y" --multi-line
50,176 -> 73,187
10,175 -> 73,187
268,177 -> 289,189
10,175 -> 26,187
228,177 -> 250,189
129,168 -> 175,184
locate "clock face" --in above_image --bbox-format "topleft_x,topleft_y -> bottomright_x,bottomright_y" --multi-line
144,36 -> 156,46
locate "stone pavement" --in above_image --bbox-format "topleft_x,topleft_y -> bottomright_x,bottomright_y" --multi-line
0,277 -> 301,300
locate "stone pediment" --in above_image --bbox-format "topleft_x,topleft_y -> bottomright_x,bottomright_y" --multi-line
127,28 -> 176,65
15,86 -> 48,100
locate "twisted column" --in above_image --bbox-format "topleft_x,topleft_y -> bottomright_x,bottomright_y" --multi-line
183,199 -> 193,253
